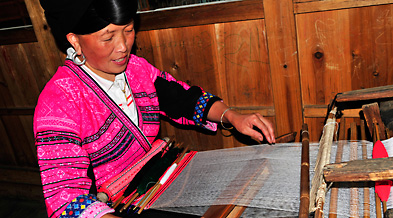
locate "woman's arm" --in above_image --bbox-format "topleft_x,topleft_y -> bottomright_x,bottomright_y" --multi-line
207,101 -> 276,144
101,214 -> 120,218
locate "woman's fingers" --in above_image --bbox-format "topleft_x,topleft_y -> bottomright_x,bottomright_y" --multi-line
232,113 -> 275,144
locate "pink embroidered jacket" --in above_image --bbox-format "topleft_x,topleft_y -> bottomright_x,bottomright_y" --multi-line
34,55 -> 217,218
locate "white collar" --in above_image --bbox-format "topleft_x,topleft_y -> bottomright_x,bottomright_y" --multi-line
66,47 -> 125,92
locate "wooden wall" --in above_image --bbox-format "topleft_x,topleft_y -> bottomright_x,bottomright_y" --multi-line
2,0 -> 393,199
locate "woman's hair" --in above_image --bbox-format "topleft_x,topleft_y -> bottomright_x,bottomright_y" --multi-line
40,0 -> 138,53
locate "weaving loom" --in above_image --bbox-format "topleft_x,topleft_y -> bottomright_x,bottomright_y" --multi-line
106,86 -> 393,217
300,85 -> 393,218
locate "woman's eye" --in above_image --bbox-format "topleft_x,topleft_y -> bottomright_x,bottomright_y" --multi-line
103,37 -> 113,41
126,28 -> 134,33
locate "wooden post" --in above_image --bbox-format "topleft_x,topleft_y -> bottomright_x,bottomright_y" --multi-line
350,122 -> 359,218
263,0 -> 303,140
299,124 -> 310,218
24,0 -> 64,78
328,118 -> 346,218
362,103 -> 386,140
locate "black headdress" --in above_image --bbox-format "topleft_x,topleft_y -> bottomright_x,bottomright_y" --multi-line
40,0 -> 138,53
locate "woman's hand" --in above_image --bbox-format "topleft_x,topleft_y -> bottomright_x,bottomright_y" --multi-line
208,102 -> 275,144
224,109 -> 275,144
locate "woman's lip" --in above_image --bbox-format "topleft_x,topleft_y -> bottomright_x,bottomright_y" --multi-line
112,56 -> 127,65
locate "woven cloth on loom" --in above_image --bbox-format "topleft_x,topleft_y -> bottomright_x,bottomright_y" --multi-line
148,141 -> 378,217
322,140 -> 377,217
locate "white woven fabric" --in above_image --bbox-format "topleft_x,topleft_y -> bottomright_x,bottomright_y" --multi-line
150,140 -> 378,217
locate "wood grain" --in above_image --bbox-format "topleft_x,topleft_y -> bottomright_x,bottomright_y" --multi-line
295,0 -> 393,14
324,157 -> 393,182
138,0 -> 264,31
263,0 -> 303,140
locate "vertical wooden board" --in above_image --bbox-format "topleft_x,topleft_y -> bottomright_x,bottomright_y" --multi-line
0,46 -> 17,108
296,9 -> 352,106
216,20 -> 273,107
135,25 -> 230,148
349,4 -> 393,89
135,31 -> 156,66
7,44 -> 41,106
297,4 -> 393,107
23,42 -> 55,91
137,25 -> 220,94
304,117 -> 325,142
0,117 -> 17,165
263,0 -> 303,138
0,44 -> 39,107
20,115 -> 36,162
2,116 -> 36,166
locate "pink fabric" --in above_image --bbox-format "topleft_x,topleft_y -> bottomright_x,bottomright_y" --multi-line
373,140 -> 393,202
98,138 -> 168,201
34,55 -> 217,218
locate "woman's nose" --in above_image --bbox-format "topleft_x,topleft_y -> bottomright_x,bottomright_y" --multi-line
117,35 -> 127,53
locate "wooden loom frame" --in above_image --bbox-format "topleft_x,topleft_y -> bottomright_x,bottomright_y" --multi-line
300,85 -> 393,218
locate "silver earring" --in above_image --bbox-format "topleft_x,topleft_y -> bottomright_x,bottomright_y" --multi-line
71,51 -> 86,65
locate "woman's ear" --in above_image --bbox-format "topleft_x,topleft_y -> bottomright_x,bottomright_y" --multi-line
66,33 -> 82,54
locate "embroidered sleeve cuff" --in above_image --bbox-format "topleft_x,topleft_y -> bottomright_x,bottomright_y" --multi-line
60,194 -> 114,218
192,92 -> 221,127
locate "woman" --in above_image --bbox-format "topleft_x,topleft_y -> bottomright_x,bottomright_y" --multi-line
35,0 -> 275,217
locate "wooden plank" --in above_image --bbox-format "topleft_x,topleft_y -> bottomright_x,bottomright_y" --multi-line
136,19 -> 275,149
295,0 -> 393,14
234,106 -> 275,117
0,117 -> 17,165
263,0 -> 303,140
323,157 -> 393,182
202,205 -> 236,218
0,182 -> 43,201
3,44 -> 41,106
0,107 -> 35,115
226,206 -> 247,218
296,9 -> 352,106
362,103 -> 386,140
0,166 -> 41,185
0,27 -> 37,45
336,85 -> 393,103
275,132 -> 297,143
138,0 -> 264,31
0,45 -> 18,108
24,0 -> 64,77
304,105 -> 361,118
297,4 -> 393,111
1,115 -> 36,166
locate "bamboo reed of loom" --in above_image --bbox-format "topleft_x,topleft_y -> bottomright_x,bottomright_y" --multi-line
361,121 -> 371,218
350,122 -> 360,217
135,145 -> 189,214
299,124 -> 310,218
328,118 -> 346,218
373,123 -> 383,218
310,107 -> 337,216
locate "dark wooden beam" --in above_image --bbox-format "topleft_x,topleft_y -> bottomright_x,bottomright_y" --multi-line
138,0 -> 264,31
0,107 -> 35,115
324,157 -> 393,182
335,85 -> 393,103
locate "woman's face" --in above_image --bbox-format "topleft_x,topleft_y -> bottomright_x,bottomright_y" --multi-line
68,22 -> 135,81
